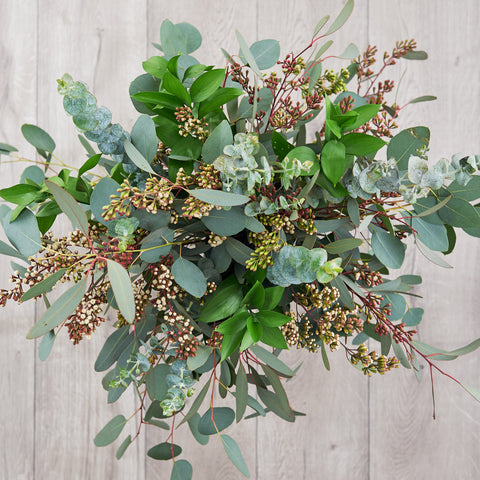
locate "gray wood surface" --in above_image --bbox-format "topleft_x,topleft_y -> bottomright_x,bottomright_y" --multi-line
0,1 -> 479,479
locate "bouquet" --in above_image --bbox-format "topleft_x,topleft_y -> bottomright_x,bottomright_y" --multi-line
1,1 -> 479,478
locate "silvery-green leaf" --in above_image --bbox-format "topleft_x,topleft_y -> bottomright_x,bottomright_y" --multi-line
408,155 -> 428,184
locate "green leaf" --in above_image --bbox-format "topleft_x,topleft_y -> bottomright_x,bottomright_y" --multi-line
247,316 -> 263,343
188,413 -> 209,445
94,325 -> 131,372
438,197 -> 480,228
160,20 -> 201,56
225,237 -> 253,265
90,177 -> 120,225
221,329 -> 245,361
220,434 -> 250,478
262,286 -> 284,310
387,126 -> 430,170
415,239 -> 453,268
392,340 -> 411,369
198,87 -> 243,118
116,435 -> 132,460
256,311 -> 291,328
94,415 -> 127,447
45,180 -> 89,235
148,442 -> 182,460
198,407 -> 235,435
271,131 -> 295,159
140,227 -> 174,263
142,56 -> 168,78
250,345 -> 294,376
178,378 -> 212,427
187,345 -> 213,371
162,70 -> 191,104
187,189 -> 249,206
460,384 -> 480,404
325,0 -> 354,34
320,340 -> 330,370
338,42 -> 359,59
107,260 -> 136,323
323,238 -> 362,254
371,228 -> 405,269
38,329 -> 56,361
340,132 -> 386,155
342,104 -> 381,132
78,153 -> 101,177
201,207 -> 246,236
190,69 -> 226,103
242,281 -> 265,309
21,268 -> 67,302
0,184 -> 40,205
412,337 -> 480,361
27,277 -> 87,339
198,279 -> 243,323
408,95 -> 437,105
321,140 -> 345,184
447,176 -> 480,201
249,39 -> 280,70
2,208 -> 41,256
171,257 -> 207,298
131,115 -> 158,163
170,459 -> 193,480
235,363 -> 248,422
410,216 -> 449,251
145,364 -> 170,401
202,120 -> 233,164
347,197 -> 360,226
285,146 -> 319,175
236,30 -> 261,76
259,364 -> 294,421
403,307 -> 424,327
123,139 -> 156,174
403,50 -> 428,60
21,124 -> 56,153
313,15 -> 330,37
314,40 -> 334,61
260,326 -> 288,349
0,239 -> 27,262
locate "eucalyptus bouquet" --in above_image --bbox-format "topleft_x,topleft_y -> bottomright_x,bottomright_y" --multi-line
1,1 -> 480,478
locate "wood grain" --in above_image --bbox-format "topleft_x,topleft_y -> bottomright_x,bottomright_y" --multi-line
0,1 -> 479,479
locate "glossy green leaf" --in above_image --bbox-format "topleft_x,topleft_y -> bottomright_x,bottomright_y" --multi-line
242,281 -> 265,309
190,69 -> 225,103
340,132 -> 386,155
142,56 -> 168,78
94,414 -> 127,447
27,277 -> 87,339
170,459 -> 193,480
323,238 -> 362,254
198,87 -> 243,118
0,184 -> 40,205
321,139 -> 345,184
45,180 -> 89,235
148,442 -> 182,460
107,260 -> 135,323
198,281 -> 243,323
123,139 -> 156,174
21,268 -> 67,302
78,153 -> 101,177
262,286 -> 284,310
171,257 -> 207,298
198,407 -> 235,435
220,434 -> 250,478
260,326 -> 288,349
21,124 -> 56,153
256,311 -> 291,328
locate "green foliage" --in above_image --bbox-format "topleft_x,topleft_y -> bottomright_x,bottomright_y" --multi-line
1,8 -> 479,479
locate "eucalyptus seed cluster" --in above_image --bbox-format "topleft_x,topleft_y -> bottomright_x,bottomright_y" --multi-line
174,106 -> 209,140
245,229 -> 282,271
150,264 -> 179,312
67,283 -> 109,344
313,68 -> 349,98
164,309 -> 199,359
208,233 -> 227,247
350,343 -> 399,376
296,284 -> 340,310
103,177 -> 174,220
280,312 -> 300,347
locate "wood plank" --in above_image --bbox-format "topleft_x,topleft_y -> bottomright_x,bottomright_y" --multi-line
0,2 -> 37,479
368,1 -> 480,479
34,2 -> 148,479
255,1 -> 370,478
145,2 -> 259,477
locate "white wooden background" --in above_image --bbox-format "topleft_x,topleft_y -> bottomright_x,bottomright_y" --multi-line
1,1 -> 479,479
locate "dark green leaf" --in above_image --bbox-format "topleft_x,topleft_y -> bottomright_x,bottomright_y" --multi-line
171,257 -> 207,298
323,238 -> 362,254
78,153 -> 101,176
198,87 -> 243,118
235,363 -> 248,422
242,281 -> 265,309
146,364 -> 170,401
201,206 -> 246,236
94,415 -> 127,447
107,259 -> 136,323
202,120 -> 233,164
27,277 -> 87,339
163,71 -> 191,104
225,237 -> 253,265
148,442 -> 182,460
198,407 -> 235,435
250,345 -> 294,376
260,326 -> 288,349
140,227 -> 174,263
321,140 -> 345,185
256,311 -> 291,328
188,413 -> 209,445
190,69 -> 225,103
198,280 -> 243,323
0,184 -> 40,205
94,326 -> 131,372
